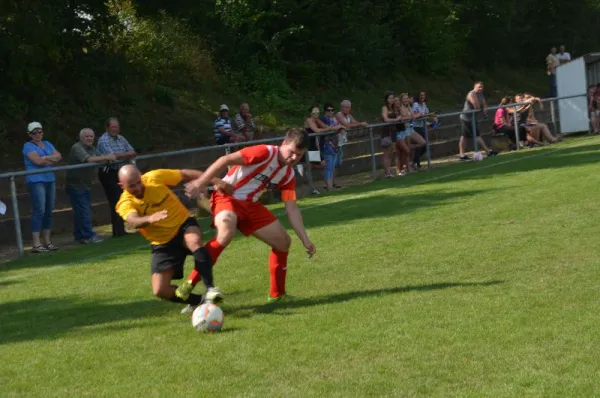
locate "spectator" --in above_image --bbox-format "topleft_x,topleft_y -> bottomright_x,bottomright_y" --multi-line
97,117 -> 137,237
380,92 -> 402,178
335,100 -> 368,183
522,93 -> 562,143
557,45 -> 571,65
66,128 -> 117,244
589,85 -> 600,134
546,47 -> 560,97
233,103 -> 261,141
458,82 -> 498,160
320,103 -> 343,190
493,96 -> 526,150
214,104 -> 245,145
394,94 -> 414,175
411,91 -> 439,168
304,104 -> 344,194
22,121 -> 62,253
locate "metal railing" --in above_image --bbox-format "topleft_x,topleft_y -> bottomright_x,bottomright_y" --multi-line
0,93 -> 586,257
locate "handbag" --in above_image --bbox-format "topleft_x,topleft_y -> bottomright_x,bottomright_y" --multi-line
308,151 -> 322,162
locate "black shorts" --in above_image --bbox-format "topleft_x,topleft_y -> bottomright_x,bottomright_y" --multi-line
461,119 -> 480,138
150,217 -> 199,279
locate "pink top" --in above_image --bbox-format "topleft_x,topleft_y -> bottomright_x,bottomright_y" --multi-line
494,108 -> 506,128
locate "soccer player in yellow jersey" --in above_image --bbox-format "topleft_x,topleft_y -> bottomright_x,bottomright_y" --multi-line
115,165 -> 231,311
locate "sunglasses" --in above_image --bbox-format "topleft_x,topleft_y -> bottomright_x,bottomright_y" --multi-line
29,130 -> 43,135
325,108 -> 334,112
311,110 -> 320,114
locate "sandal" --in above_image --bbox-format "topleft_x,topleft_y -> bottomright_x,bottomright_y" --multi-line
45,243 -> 59,251
31,245 -> 49,254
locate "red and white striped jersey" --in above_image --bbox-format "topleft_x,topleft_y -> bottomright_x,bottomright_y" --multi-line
223,145 -> 297,202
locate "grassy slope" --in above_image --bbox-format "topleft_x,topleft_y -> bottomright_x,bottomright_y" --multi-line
1,136 -> 599,397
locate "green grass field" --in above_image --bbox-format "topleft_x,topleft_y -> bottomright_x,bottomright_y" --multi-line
2,136 -> 600,397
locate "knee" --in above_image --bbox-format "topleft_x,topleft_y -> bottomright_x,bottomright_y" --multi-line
273,233 -> 292,252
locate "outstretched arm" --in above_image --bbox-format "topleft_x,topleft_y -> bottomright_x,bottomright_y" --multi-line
284,200 -> 316,257
184,153 -> 246,198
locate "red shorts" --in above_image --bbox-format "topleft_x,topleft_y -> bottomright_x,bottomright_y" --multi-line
210,193 -> 277,236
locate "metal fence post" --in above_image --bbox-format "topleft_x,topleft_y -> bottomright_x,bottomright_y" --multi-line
424,123 -> 431,169
550,99 -> 558,136
304,153 -> 315,194
368,127 -> 377,178
471,116 -> 479,153
10,176 -> 24,257
513,106 -> 521,150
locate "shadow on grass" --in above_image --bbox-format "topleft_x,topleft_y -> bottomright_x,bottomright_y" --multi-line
0,296 -> 167,345
0,234 -> 148,272
226,280 -> 504,318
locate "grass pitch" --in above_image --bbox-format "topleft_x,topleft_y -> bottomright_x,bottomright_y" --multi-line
1,136 -> 600,397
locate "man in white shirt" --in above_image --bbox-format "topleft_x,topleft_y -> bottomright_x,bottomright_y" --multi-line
557,45 -> 571,65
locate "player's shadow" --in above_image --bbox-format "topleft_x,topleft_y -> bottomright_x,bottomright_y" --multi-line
226,280 -> 504,318
0,296 -> 168,345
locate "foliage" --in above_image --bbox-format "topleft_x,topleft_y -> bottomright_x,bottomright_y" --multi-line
1,0 -> 600,166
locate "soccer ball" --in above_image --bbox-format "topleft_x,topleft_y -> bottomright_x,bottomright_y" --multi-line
472,152 -> 484,162
191,303 -> 224,332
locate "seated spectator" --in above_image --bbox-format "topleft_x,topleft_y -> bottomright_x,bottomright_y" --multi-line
233,103 -> 261,141
395,94 -> 418,175
522,93 -> 562,143
589,85 -> 600,134
335,100 -> 368,183
304,104 -> 344,194
66,128 -> 117,244
22,121 -> 62,253
511,94 -> 544,147
214,104 -> 245,145
380,92 -> 403,178
411,91 -> 438,168
494,96 -> 526,150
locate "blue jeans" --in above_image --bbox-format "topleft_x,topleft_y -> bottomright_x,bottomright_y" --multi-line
335,147 -> 343,168
67,187 -> 95,241
27,182 -> 55,233
323,152 -> 337,181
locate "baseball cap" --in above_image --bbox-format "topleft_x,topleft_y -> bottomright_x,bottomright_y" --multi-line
219,104 -> 229,111
27,122 -> 43,133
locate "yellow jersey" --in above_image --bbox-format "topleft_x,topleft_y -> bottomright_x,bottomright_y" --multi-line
116,169 -> 190,245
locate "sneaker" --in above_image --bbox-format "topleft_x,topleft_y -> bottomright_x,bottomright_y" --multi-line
487,150 -> 499,157
90,236 -> 104,244
384,173 -> 394,178
45,243 -> 59,251
266,293 -> 296,304
311,189 -> 320,196
175,280 -> 194,301
459,155 -> 470,161
31,245 -> 49,254
180,304 -> 197,315
204,287 -> 224,304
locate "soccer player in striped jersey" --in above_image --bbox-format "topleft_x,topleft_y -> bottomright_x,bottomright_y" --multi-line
178,128 -> 316,303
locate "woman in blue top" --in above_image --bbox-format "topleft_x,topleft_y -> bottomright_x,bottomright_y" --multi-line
22,121 -> 62,253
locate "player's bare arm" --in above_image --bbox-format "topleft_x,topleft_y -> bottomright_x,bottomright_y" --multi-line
184,152 -> 245,198
180,169 -> 233,195
284,200 -> 316,257
125,209 -> 168,229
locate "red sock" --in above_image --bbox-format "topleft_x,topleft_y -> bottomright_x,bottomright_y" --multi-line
187,238 -> 226,287
205,238 -> 225,265
269,249 -> 288,298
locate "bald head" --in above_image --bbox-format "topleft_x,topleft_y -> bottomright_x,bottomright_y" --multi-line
118,165 -> 144,198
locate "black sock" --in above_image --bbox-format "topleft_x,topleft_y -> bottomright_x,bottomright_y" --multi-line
193,247 -> 214,289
